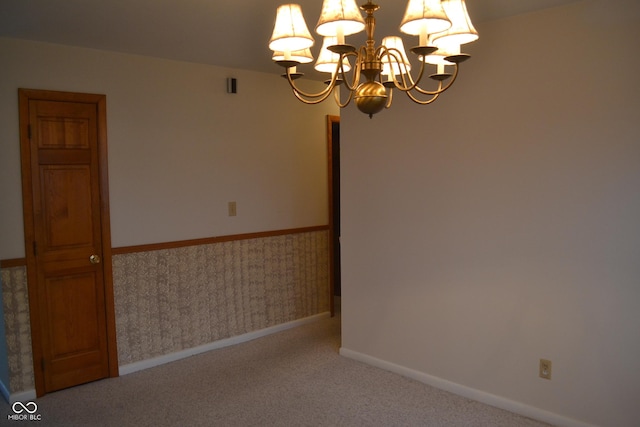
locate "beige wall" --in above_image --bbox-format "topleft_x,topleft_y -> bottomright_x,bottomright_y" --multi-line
340,1 -> 640,426
0,37 -> 338,258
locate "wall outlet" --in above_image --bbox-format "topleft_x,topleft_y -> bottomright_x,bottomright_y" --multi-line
539,359 -> 552,380
228,201 -> 237,217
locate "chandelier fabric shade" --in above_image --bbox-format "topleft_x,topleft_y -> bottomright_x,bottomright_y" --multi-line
422,37 -> 460,77
400,0 -> 452,43
316,0 -> 366,42
315,37 -> 352,73
268,0 -> 479,117
432,0 -> 478,46
272,48 -> 314,64
422,38 -> 459,65
269,4 -> 315,52
380,36 -> 411,76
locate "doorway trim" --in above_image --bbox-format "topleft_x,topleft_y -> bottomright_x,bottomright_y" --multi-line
327,115 -> 340,316
18,88 -> 119,396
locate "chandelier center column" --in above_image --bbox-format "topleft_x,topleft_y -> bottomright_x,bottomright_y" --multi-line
360,1 -> 381,81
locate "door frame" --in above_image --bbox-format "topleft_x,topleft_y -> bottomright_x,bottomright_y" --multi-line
327,115 -> 340,316
18,88 -> 119,396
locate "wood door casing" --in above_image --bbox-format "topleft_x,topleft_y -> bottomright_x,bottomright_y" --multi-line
327,115 -> 340,316
19,89 -> 119,396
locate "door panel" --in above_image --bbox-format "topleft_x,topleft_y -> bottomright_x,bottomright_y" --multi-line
41,166 -> 94,250
47,272 -> 101,356
38,116 -> 89,149
43,269 -> 108,391
19,89 -> 118,396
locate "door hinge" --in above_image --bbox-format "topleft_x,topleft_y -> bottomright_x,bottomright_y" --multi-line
27,124 -> 32,140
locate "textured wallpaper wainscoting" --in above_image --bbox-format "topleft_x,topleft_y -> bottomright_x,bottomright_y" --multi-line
113,231 -> 330,365
0,266 -> 33,395
0,230 -> 329,395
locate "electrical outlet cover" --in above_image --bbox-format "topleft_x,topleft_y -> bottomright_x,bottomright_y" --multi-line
539,359 -> 552,380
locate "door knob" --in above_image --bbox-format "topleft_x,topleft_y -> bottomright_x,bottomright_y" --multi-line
89,254 -> 101,264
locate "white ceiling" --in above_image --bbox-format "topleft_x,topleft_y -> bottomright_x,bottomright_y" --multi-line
1,0 -> 581,78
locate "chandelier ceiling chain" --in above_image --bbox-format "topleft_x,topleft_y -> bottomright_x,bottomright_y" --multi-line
268,0 -> 478,118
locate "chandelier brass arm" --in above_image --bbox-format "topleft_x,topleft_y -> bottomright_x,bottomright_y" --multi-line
379,47 -> 466,99
280,49 -> 363,105
405,88 -> 441,105
379,46 -> 428,93
333,56 -> 362,108
283,66 -> 337,104
333,85 -> 355,108
339,48 -> 364,93
414,62 -> 459,96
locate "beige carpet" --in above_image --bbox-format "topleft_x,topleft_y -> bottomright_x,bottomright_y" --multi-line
1,313 -> 552,426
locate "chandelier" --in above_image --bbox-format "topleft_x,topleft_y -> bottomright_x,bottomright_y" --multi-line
268,0 -> 478,118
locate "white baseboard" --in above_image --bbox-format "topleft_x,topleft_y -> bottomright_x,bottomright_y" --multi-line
3,387 -> 37,404
0,378 -> 36,404
120,312 -> 331,376
339,347 -> 598,427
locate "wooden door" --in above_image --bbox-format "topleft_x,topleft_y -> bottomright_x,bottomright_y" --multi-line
19,89 -> 119,396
